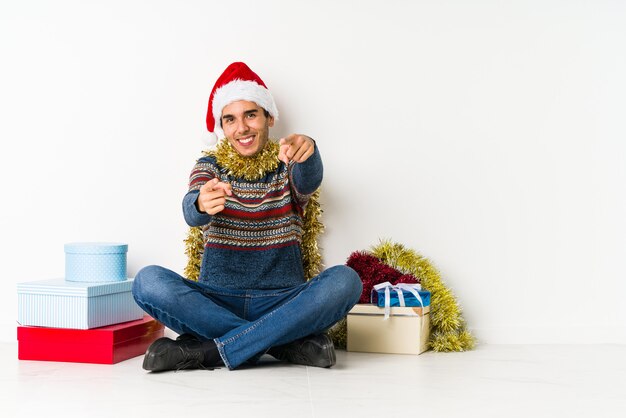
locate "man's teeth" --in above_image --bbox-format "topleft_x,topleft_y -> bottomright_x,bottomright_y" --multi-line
239,136 -> 254,144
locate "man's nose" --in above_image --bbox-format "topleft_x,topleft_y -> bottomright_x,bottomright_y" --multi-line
235,119 -> 250,134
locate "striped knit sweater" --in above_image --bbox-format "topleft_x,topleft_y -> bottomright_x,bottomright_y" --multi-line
182,145 -> 323,289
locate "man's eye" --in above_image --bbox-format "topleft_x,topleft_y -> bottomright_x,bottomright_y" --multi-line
247,113 -> 256,118
224,118 -> 233,124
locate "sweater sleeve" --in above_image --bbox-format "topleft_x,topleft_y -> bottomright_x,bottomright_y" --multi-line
182,157 -> 220,227
289,143 -> 323,209
182,190 -> 212,226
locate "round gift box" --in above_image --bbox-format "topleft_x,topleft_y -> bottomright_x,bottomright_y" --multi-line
64,242 -> 128,282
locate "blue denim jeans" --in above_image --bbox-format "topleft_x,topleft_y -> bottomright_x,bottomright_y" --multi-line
131,265 -> 362,369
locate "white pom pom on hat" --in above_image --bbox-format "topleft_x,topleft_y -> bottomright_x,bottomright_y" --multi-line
203,62 -> 279,146
201,131 -> 218,148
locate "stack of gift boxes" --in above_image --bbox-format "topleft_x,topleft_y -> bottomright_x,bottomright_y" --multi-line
346,282 -> 432,355
16,242 -> 164,364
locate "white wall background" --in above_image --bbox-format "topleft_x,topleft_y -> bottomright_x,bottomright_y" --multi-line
1,0 -> 624,344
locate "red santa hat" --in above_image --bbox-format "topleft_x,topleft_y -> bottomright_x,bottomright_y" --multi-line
203,62 -> 279,147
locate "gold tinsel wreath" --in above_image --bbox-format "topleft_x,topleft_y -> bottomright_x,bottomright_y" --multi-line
183,139 -> 324,282
328,239 -> 475,352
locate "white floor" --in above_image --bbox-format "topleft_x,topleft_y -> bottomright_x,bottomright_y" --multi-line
1,341 -> 625,418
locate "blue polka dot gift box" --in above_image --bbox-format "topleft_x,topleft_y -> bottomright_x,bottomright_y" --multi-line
17,278 -> 144,329
64,242 -> 128,282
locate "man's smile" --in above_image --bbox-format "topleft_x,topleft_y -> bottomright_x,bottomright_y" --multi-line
237,134 -> 255,146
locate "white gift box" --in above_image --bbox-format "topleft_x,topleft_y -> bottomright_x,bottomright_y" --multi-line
347,304 -> 431,355
17,278 -> 143,329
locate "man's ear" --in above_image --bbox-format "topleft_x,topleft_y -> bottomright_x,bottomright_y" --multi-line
268,115 -> 275,128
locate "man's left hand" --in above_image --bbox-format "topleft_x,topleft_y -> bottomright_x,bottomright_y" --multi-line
279,134 -> 315,164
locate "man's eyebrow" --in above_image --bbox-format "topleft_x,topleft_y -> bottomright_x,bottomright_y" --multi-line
221,109 -> 258,120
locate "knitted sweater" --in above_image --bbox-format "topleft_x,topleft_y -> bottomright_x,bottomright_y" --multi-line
182,145 -> 323,289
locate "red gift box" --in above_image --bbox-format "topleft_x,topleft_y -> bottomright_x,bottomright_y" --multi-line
17,315 -> 164,364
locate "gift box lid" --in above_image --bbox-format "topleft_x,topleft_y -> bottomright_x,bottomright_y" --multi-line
64,242 -> 128,255
349,304 -> 430,316
372,287 -> 431,307
17,278 -> 134,297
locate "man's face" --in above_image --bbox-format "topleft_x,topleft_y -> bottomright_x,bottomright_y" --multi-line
221,100 -> 274,157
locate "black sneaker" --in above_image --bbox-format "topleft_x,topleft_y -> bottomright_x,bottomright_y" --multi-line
142,337 -> 220,372
269,334 -> 336,368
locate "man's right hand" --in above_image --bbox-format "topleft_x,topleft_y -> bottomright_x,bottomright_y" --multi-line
197,178 -> 233,215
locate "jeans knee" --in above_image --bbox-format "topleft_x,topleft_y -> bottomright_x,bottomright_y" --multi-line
325,265 -> 363,303
132,265 -> 165,302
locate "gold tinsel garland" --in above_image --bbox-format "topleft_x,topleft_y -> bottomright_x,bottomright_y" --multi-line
211,138 -> 281,181
328,240 -> 475,352
183,226 -> 204,281
183,139 -> 324,282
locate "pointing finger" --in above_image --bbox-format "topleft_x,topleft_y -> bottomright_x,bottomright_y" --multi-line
280,135 -> 297,145
200,178 -> 219,192
278,144 -> 290,164
213,181 -> 233,196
